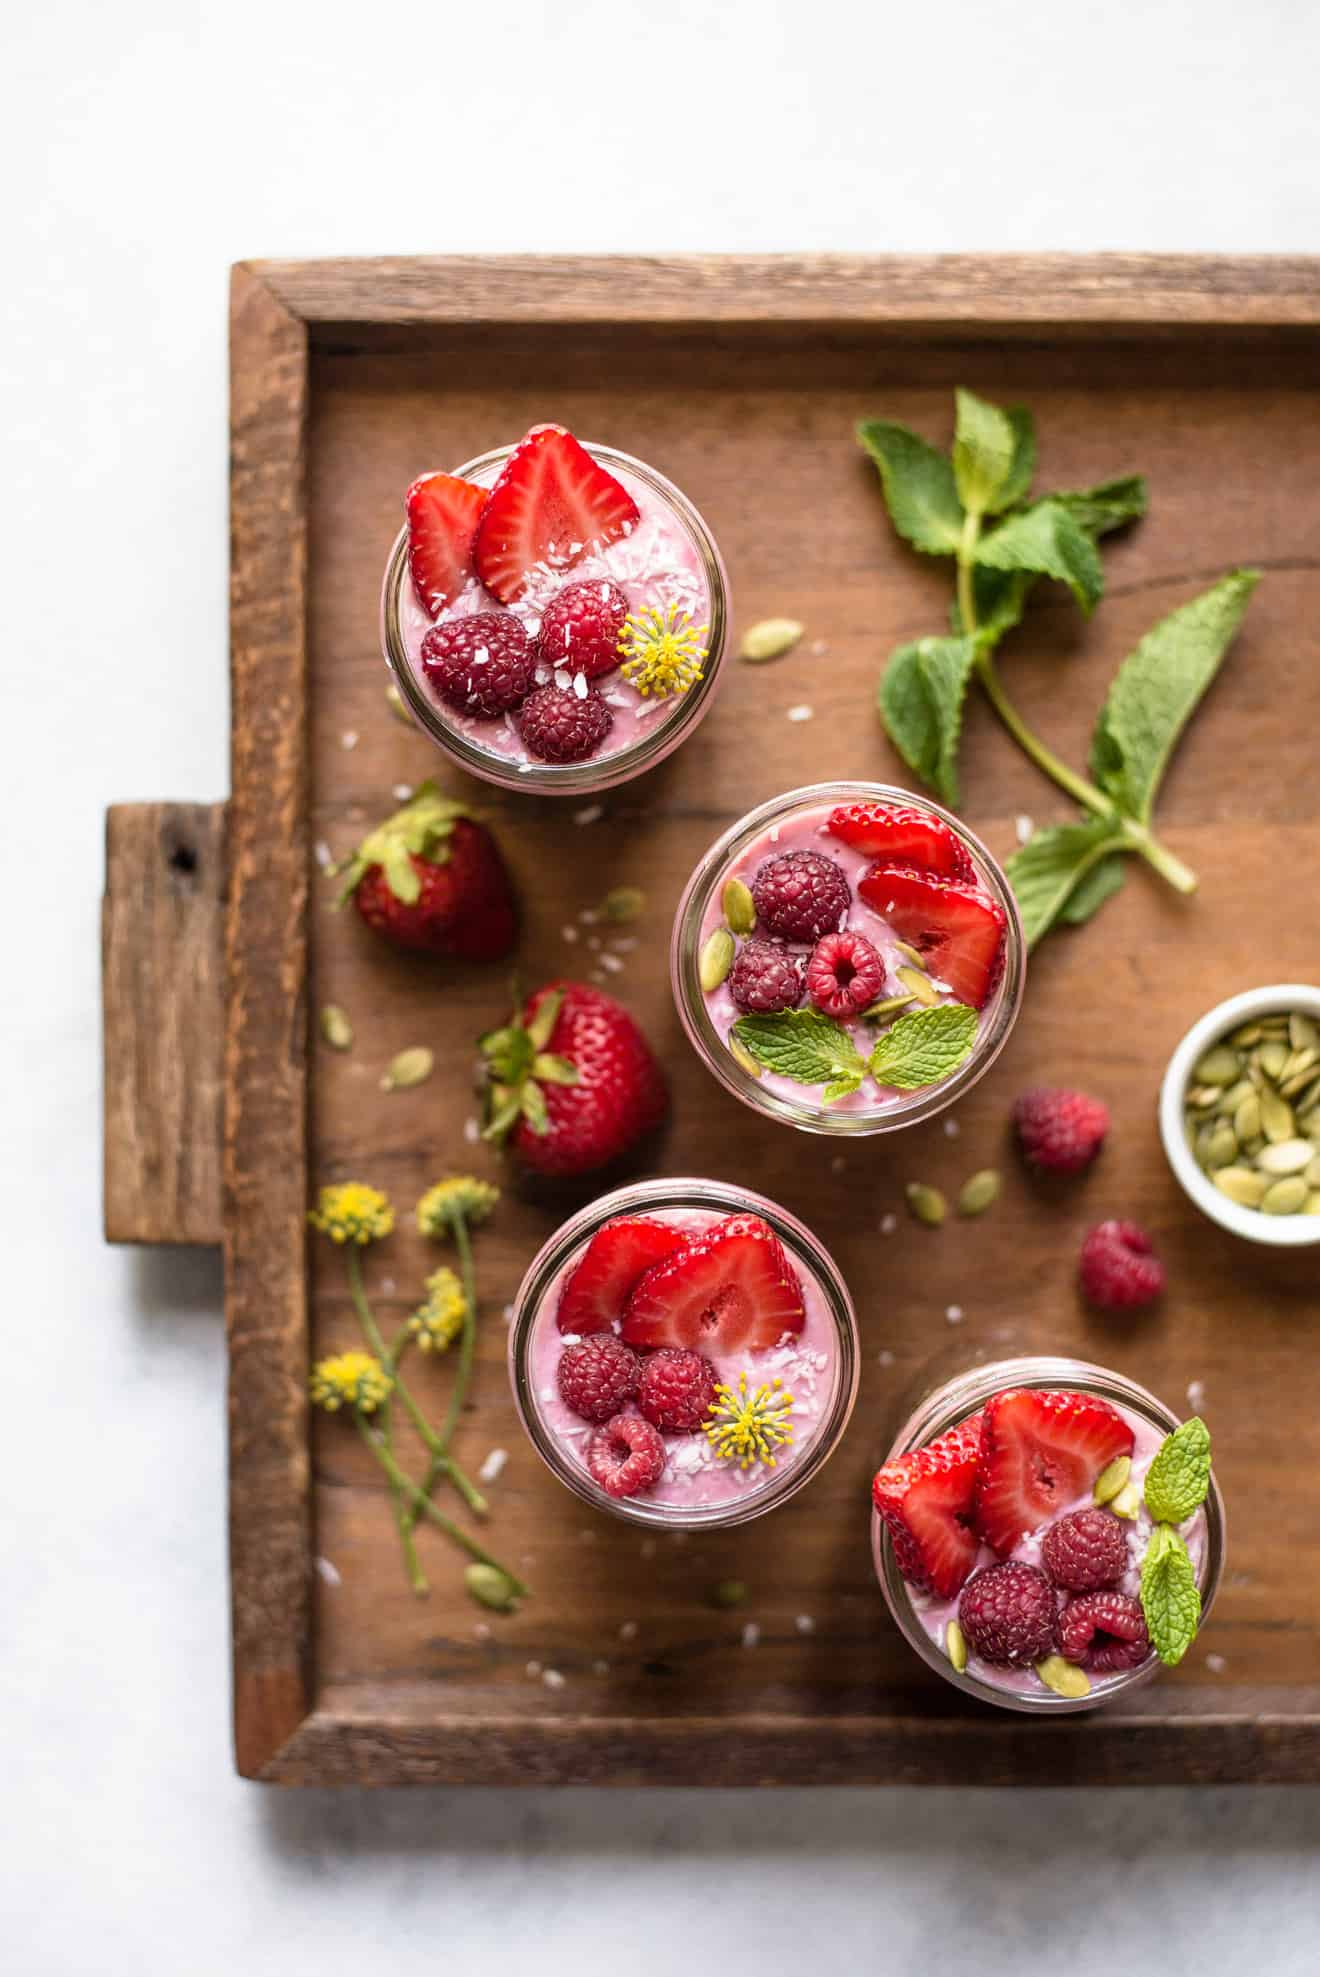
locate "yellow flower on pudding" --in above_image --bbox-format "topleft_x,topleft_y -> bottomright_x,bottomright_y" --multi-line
703,1371 -> 796,1470
617,602 -> 709,698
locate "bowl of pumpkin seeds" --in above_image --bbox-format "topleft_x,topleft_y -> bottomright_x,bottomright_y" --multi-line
1160,985 -> 1320,1245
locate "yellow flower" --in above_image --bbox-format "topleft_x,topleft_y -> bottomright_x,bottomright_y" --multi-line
703,1371 -> 796,1470
308,1182 -> 395,1246
416,1175 -> 499,1239
407,1267 -> 468,1352
617,602 -> 709,698
310,1350 -> 393,1414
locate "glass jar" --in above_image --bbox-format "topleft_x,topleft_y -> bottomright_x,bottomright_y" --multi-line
381,442 -> 729,795
507,1177 -> 859,1530
670,781 -> 1026,1135
873,1354 -> 1226,1714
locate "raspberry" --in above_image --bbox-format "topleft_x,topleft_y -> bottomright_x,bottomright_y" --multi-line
636,1347 -> 719,1433
516,682 -> 614,763
1041,1507 -> 1130,1591
534,579 -> 630,679
1013,1087 -> 1110,1174
1079,1220 -> 1165,1311
805,930 -> 885,1017
727,938 -> 803,1014
750,849 -> 851,942
1058,1590 -> 1151,1672
957,1562 -> 1059,1666
420,612 -> 535,717
586,1411 -> 666,1499
556,1334 -> 640,1424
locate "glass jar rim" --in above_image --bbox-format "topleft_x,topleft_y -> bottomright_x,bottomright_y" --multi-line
381,441 -> 730,795
875,1354 -> 1227,1714
670,781 -> 1027,1136
506,1176 -> 860,1529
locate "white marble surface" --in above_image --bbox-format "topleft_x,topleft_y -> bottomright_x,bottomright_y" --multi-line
6,1 -> 1320,1970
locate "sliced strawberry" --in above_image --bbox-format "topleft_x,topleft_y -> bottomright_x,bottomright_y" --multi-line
556,1217 -> 687,1336
973,1388 -> 1135,1558
405,472 -> 488,616
827,802 -> 974,880
474,425 -> 640,602
620,1213 -> 805,1353
872,1414 -> 984,1599
857,863 -> 1007,1010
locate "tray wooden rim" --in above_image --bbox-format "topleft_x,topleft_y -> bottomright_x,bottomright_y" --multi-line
227,253 -> 1320,1786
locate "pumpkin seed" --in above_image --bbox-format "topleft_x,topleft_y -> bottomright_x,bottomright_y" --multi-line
1306,1192 -> 1320,1216
1305,1156 -> 1320,1190
699,927 -> 735,991
1230,1023 -> 1264,1046
1259,1040 -> 1290,1081
1256,1138 -> 1314,1177
727,1035 -> 764,1081
1193,1045 -> 1240,1085
946,1619 -> 969,1673
381,1045 -> 433,1091
905,1182 -> 947,1227
385,681 -> 413,724
1243,1135 -> 1266,1158
1203,1121 -> 1239,1169
1261,1176 -> 1309,1215
1035,1655 -> 1091,1700
1110,1481 -> 1141,1520
710,1579 -> 748,1608
1215,1077 -> 1254,1114
1279,1049 -> 1320,1093
1213,1167 -> 1270,1209
1257,1014 -> 1291,1035
319,1004 -> 353,1050
1290,1011 -> 1320,1053
604,884 -> 646,923
1092,1455 -> 1132,1506
721,877 -> 756,935
1232,1092 -> 1262,1143
957,1169 -> 1001,1217
860,993 -> 917,1023
739,616 -> 805,663
1186,1084 -> 1221,1110
895,965 -> 941,1007
894,941 -> 927,969
464,1563 -> 519,1612
1260,1087 -> 1295,1143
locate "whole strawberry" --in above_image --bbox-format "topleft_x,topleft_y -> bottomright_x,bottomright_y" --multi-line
335,781 -> 517,963
479,981 -> 668,1177
1014,1087 -> 1110,1174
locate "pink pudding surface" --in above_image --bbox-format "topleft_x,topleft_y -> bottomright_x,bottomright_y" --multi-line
398,456 -> 711,773
529,1209 -> 840,1512
698,801 -> 997,1115
874,1398 -> 1209,1699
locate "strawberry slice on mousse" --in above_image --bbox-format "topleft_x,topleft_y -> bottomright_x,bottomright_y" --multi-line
827,802 -> 974,880
620,1213 -> 806,1354
474,424 -> 640,602
973,1388 -> 1135,1558
857,863 -> 1007,1010
405,472 -> 489,616
872,1414 -> 984,1599
556,1217 -> 687,1336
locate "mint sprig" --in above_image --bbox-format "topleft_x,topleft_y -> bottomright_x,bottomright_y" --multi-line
860,388 -> 1260,944
868,1003 -> 977,1091
1143,1417 -> 1212,1526
1140,1523 -> 1202,1667
731,1009 -> 867,1103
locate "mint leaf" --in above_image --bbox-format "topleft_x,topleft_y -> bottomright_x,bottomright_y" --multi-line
1143,1417 -> 1212,1525
950,566 -> 1034,644
732,1010 -> 866,1102
1058,852 -> 1127,926
868,1003 -> 977,1090
876,635 -> 977,805
994,407 -> 1037,513
1053,474 -> 1148,538
857,420 -> 964,556
976,498 -> 1104,615
1140,1523 -> 1201,1667
1006,818 -> 1128,947
952,389 -> 1018,515
1089,568 -> 1260,824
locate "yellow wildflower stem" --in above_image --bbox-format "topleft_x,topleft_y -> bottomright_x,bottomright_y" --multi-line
378,1386 -> 428,1596
355,1414 -> 528,1596
401,1208 -> 486,1532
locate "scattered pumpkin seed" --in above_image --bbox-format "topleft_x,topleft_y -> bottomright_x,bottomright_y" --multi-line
1186,1084 -> 1221,1111
905,1183 -> 947,1227
710,1579 -> 749,1609
1186,1009 -> 1320,1217
957,1169 -> 1001,1218
1203,1122 -> 1239,1170
319,1004 -> 353,1051
1256,1138 -> 1314,1177
738,617 -> 805,663
1212,1166 -> 1270,1209
1215,1077 -> 1254,1114
1092,1455 -> 1132,1506
381,1045 -> 433,1091
1261,1175 -> 1310,1215
1193,1045 -> 1240,1084
1109,1481 -> 1141,1520
946,1619 -> 969,1673
1230,1022 -> 1264,1046
464,1563 -> 519,1612
860,993 -> 917,1023
895,964 -> 941,1008
1260,1087 -> 1295,1143
604,884 -> 646,924
721,877 -> 756,935
1290,1012 -> 1320,1053
727,1035 -> 764,1081
1035,1655 -> 1091,1700
1232,1092 -> 1262,1143
1259,1040 -> 1290,1081
385,681 -> 413,724
699,927 -> 736,992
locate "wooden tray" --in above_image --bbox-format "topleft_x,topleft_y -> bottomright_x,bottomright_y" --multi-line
103,256 -> 1320,1786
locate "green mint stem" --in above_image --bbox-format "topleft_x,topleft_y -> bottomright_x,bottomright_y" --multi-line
355,1413 -> 527,1596
1118,817 -> 1198,894
971,648 -> 1112,817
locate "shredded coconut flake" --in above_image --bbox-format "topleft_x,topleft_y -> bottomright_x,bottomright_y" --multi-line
525,1661 -> 542,1678
1015,814 -> 1035,844
340,730 -> 358,750
943,1117 -> 961,1138
877,1348 -> 896,1367
619,1620 -> 639,1642
880,1213 -> 898,1235
946,1304 -> 964,1325
478,1447 -> 508,1484
463,1116 -> 481,1143
741,1623 -> 761,1649
314,840 -> 334,871
795,1614 -> 815,1634
593,1658 -> 610,1676
315,1557 -> 341,1586
392,783 -> 413,802
1187,1379 -> 1206,1412
542,1668 -> 566,1690
561,924 -> 579,942
786,703 -> 814,723
1206,1652 -> 1227,1673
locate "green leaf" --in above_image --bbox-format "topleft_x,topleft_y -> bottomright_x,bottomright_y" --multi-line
1006,818 -> 1128,947
1089,569 -> 1260,824
976,498 -> 1105,615
868,1003 -> 978,1091
952,389 -> 1018,515
1058,852 -> 1127,926
994,407 -> 1037,513
1144,1418 -> 1212,1525
821,1074 -> 865,1104
731,1010 -> 866,1098
950,566 -> 1035,644
876,634 -> 978,805
1140,1523 -> 1202,1667
857,420 -> 964,556
1052,474 -> 1148,538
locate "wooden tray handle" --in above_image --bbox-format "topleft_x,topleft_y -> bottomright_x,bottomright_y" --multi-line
102,803 -> 227,1245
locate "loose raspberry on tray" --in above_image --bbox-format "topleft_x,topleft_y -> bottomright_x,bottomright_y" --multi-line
1058,1590 -> 1151,1672
1078,1220 -> 1166,1311
534,579 -> 630,679
1041,1507 -> 1129,1591
586,1411 -> 667,1499
1014,1087 -> 1110,1174
805,930 -> 885,1018
556,1334 -> 641,1424
420,612 -> 536,717
727,938 -> 804,1015
957,1561 -> 1059,1666
516,681 -> 614,763
750,848 -> 851,942
636,1347 -> 719,1434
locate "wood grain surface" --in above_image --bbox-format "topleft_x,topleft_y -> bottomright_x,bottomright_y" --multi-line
220,258 -> 1320,1784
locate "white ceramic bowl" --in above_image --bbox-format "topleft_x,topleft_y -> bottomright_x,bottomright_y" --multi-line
1159,983 -> 1320,1247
